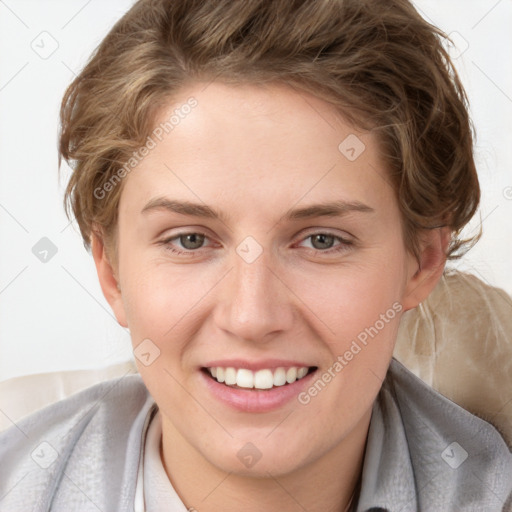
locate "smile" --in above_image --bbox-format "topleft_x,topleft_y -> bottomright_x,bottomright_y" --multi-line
204,366 -> 317,390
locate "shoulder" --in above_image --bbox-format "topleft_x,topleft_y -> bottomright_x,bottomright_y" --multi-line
0,373 -> 156,510
386,357 -> 511,452
384,357 -> 512,509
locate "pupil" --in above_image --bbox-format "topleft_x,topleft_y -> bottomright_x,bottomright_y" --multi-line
312,234 -> 334,249
181,233 -> 204,249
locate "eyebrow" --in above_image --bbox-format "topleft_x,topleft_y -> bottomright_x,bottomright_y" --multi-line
141,197 -> 375,222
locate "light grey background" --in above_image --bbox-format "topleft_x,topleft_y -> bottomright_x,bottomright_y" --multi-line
0,0 -> 511,381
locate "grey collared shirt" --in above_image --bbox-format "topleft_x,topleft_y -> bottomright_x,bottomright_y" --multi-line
353,358 -> 512,511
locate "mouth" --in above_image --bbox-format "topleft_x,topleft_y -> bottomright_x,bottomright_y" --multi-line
201,365 -> 318,391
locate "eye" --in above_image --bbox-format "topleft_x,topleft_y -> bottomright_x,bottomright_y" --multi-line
159,232 -> 212,255
298,232 -> 353,254
176,233 -> 205,250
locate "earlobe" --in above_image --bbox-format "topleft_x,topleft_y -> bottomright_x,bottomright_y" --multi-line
91,231 -> 128,328
401,227 -> 451,312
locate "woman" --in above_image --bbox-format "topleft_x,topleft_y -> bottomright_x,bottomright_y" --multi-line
1,0 -> 511,510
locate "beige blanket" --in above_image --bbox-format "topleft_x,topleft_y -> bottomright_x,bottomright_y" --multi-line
394,269 -> 512,446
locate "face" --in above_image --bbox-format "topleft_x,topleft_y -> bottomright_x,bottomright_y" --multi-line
94,81 -> 446,479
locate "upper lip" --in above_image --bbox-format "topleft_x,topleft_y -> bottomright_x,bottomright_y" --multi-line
202,359 -> 317,371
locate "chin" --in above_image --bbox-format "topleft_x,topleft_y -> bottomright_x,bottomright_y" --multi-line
203,436 -> 312,479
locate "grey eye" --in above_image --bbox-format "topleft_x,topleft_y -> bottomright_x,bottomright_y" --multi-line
309,234 -> 336,250
179,233 -> 205,250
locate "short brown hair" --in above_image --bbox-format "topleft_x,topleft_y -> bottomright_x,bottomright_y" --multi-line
59,0 -> 480,262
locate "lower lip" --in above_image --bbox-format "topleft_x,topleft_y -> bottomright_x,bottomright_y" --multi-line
200,369 -> 317,413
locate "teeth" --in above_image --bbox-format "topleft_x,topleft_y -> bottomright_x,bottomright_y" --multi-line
207,366 -> 311,389
297,367 -> 308,379
273,367 -> 287,386
236,369 -> 254,388
254,369 -> 273,389
286,367 -> 297,383
225,367 -> 237,385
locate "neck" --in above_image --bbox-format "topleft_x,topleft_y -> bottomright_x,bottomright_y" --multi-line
159,408 -> 371,512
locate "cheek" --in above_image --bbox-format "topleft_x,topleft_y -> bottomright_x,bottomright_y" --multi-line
296,254 -> 405,339
123,271 -> 188,338
119,254 -> 218,371
289,248 -> 406,409
121,265 -> 199,402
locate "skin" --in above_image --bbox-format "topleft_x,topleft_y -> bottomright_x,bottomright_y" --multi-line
92,81 -> 450,512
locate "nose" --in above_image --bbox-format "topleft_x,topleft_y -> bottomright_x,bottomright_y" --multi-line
212,248 -> 295,343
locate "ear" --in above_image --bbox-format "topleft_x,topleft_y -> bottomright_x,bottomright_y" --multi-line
91,230 -> 128,328
401,227 -> 451,312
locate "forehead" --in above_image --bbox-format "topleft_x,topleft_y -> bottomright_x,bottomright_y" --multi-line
119,81 -> 395,220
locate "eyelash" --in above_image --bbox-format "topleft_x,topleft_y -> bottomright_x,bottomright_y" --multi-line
158,231 -> 354,257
